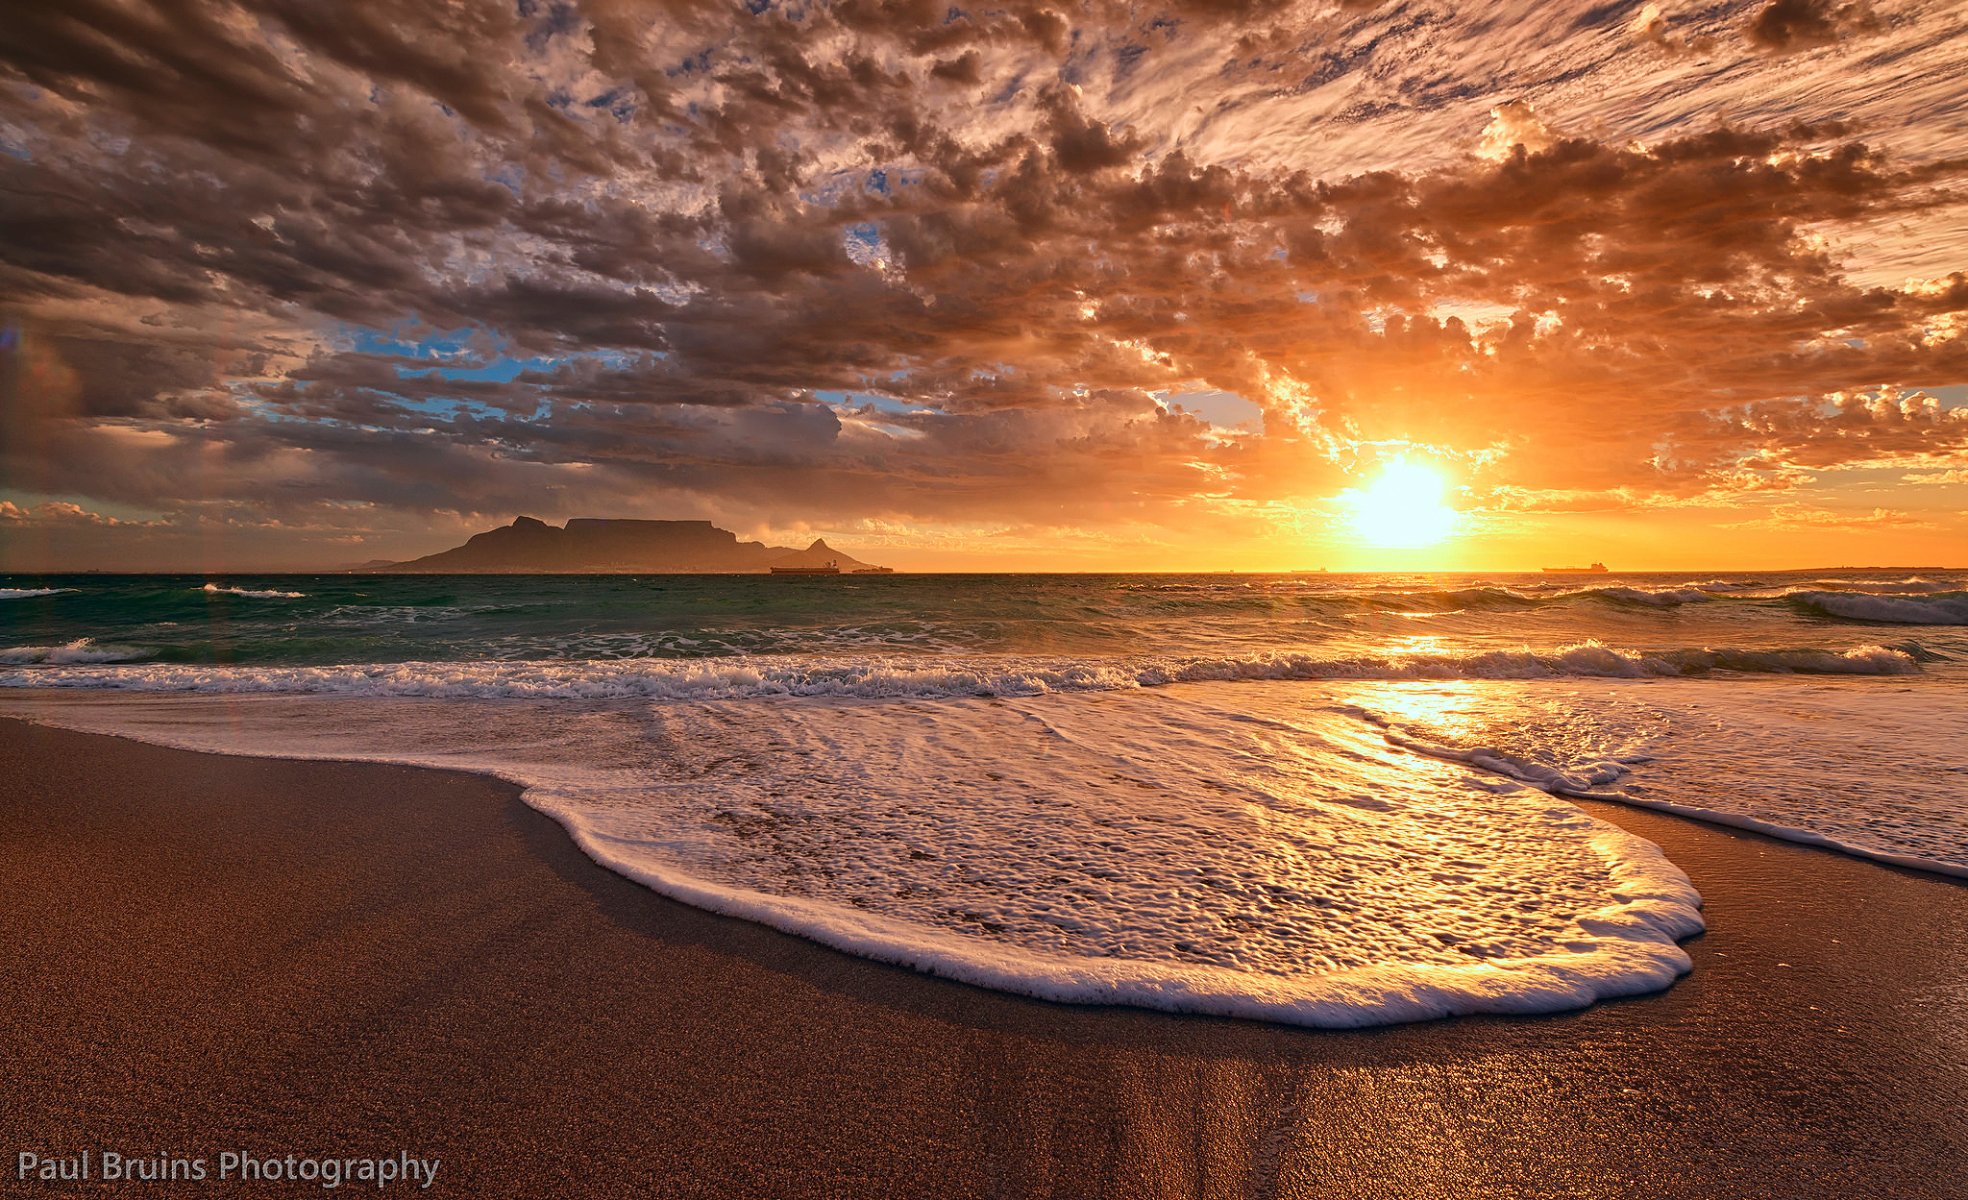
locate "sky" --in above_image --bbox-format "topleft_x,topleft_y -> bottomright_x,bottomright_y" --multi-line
1,0 -> 1966,572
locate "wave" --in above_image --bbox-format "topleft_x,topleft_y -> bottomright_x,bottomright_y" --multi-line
1321,584 -> 1709,615
1787,591 -> 1968,625
0,640 -> 1925,699
0,639 -> 152,664
1518,582 -> 1962,609
1564,790 -> 1968,881
0,686 -> 1705,1028
1354,701 -> 1968,881
1353,586 -> 1538,612
0,587 -> 75,600
1574,586 -> 1717,608
542,800 -> 1701,1028
1339,579 -> 1968,616
1362,721 -> 1641,801
201,583 -> 306,599
507,623 -> 996,659
1806,576 -> 1953,593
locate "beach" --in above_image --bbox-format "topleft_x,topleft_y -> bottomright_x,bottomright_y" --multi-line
5,716 -> 1965,1198
10,0 -> 1968,1192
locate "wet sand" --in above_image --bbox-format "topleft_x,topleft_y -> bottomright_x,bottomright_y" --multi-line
3,716 -> 1966,1198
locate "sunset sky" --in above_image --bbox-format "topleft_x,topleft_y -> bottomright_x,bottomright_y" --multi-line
2,0 -> 1965,571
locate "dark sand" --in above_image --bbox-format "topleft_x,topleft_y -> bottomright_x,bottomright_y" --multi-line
4,718 -> 1966,1199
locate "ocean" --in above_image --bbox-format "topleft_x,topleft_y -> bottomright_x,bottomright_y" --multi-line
4,570 -> 1965,1027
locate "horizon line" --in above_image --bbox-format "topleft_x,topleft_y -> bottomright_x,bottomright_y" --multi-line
7,565 -> 1965,577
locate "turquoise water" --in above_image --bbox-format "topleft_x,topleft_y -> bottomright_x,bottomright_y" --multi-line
4,570 -> 1964,670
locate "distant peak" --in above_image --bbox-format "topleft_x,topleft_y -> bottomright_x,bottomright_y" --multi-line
385,517 -> 883,573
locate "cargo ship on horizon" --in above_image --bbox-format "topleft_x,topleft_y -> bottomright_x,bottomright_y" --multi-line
770,561 -> 841,575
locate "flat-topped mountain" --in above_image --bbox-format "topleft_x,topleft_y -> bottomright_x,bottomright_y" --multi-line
377,517 -> 885,574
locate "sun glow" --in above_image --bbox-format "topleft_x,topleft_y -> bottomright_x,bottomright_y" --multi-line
1347,460 -> 1461,548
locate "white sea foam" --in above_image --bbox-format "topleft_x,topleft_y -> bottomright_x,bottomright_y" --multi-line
1806,577 -> 1953,593
0,640 -> 1924,700
201,583 -> 306,599
0,639 -> 151,664
0,587 -> 75,600
1339,679 -> 1968,879
1789,590 -> 1968,625
0,684 -> 1705,1027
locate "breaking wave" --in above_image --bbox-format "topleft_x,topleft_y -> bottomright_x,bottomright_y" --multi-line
0,587 -> 75,600
0,640 -> 1926,699
201,583 -> 307,599
1342,580 -> 1968,616
1805,576 -> 1954,593
0,639 -> 153,664
1788,591 -> 1968,625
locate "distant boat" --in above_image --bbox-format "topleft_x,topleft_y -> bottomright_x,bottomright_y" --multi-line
850,566 -> 895,574
1542,562 -> 1610,574
770,560 -> 841,575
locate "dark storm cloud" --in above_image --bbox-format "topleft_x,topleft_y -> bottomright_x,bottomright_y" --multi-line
1,0 -> 1966,565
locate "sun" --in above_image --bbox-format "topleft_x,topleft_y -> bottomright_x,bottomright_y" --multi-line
1346,460 -> 1461,548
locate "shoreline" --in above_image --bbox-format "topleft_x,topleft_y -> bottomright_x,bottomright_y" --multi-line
5,716 -> 1967,1196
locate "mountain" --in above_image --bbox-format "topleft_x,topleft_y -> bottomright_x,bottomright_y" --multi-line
376,517 -> 888,573
765,538 -> 882,572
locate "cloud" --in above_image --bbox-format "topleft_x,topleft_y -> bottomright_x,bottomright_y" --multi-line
1629,2 -> 1717,57
1475,101 -> 1556,162
1746,0 -> 1883,53
1722,501 -> 1930,529
0,0 -> 1965,566
0,499 -> 157,526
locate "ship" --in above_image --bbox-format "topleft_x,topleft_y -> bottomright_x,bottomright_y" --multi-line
1542,562 -> 1610,574
770,560 -> 840,575
850,566 -> 895,574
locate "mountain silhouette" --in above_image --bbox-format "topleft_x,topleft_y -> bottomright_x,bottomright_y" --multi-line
377,518 -> 885,573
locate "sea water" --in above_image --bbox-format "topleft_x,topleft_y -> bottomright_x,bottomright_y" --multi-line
3,570 -> 1964,1026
